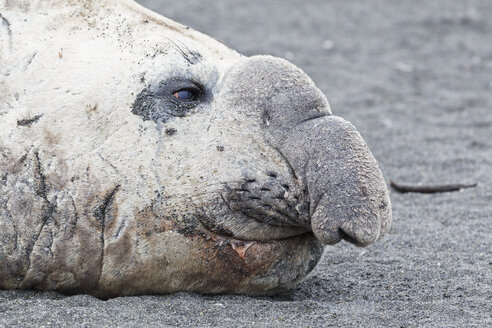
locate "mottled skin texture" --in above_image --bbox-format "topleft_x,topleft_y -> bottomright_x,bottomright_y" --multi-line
0,0 -> 391,298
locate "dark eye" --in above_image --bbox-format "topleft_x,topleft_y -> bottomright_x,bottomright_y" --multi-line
132,78 -> 206,123
173,88 -> 200,102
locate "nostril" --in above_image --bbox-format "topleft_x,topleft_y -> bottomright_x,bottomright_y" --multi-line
339,222 -> 380,247
338,228 -> 359,245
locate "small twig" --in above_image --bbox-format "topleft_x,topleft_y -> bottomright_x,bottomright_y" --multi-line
390,180 -> 477,194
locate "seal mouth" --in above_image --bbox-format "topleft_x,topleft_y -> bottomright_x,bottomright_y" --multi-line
196,209 -> 311,244
197,217 -> 315,259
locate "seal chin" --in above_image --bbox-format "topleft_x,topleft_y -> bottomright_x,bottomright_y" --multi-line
188,209 -> 324,296
191,226 -> 324,296
197,210 -> 311,244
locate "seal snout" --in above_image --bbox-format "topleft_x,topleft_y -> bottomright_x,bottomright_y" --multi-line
275,115 -> 392,247
310,191 -> 391,247
223,55 -> 392,247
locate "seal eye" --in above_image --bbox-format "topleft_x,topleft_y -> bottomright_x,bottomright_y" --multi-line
132,78 -> 205,123
173,88 -> 200,102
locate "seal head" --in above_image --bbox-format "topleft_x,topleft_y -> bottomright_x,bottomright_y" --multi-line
0,0 -> 391,298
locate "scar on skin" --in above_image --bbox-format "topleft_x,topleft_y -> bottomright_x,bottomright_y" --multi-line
17,115 -> 43,127
165,128 -> 176,136
0,13 -> 12,49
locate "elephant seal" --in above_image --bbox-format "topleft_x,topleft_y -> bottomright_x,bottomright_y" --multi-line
0,0 -> 391,298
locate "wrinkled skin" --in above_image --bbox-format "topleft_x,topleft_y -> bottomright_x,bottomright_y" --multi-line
0,0 -> 391,298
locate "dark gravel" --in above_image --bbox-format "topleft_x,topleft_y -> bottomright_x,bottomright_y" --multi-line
1,0 -> 491,327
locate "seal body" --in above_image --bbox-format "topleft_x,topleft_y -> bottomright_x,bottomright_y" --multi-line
0,0 -> 391,298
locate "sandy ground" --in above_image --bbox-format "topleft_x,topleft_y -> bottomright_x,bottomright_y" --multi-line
1,0 -> 491,327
